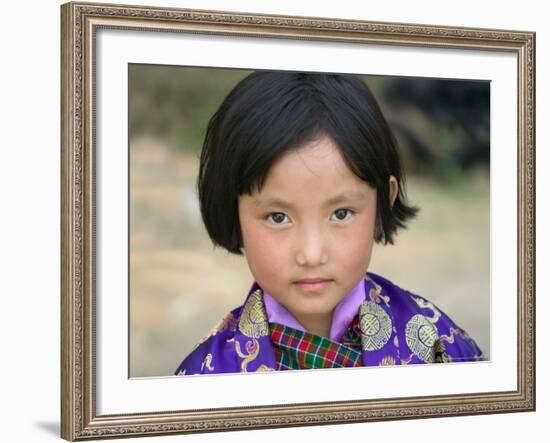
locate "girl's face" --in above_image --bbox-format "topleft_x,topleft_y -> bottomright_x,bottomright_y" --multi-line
238,135 -> 393,336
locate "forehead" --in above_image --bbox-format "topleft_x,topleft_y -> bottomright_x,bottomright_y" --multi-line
250,136 -> 374,205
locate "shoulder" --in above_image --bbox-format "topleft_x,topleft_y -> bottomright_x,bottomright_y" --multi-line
367,272 -> 485,363
367,272 -> 426,312
174,306 -> 243,376
368,272 -> 455,320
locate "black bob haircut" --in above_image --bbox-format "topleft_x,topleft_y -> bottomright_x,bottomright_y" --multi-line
198,71 -> 418,255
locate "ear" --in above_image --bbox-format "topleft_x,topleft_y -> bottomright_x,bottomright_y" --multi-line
389,175 -> 399,209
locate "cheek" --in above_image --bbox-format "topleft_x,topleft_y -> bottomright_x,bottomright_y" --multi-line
240,221 -> 289,276
334,219 -> 376,267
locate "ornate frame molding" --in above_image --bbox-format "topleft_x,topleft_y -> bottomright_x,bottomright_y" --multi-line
61,2 -> 535,440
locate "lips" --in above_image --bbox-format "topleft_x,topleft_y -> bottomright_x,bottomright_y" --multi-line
295,278 -> 332,284
293,277 -> 333,292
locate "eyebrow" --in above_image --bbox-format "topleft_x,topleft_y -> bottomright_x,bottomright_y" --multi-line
253,191 -> 368,209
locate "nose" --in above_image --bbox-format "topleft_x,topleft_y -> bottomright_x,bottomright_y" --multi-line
294,224 -> 329,266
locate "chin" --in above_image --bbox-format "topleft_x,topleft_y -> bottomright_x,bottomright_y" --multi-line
295,302 -> 335,315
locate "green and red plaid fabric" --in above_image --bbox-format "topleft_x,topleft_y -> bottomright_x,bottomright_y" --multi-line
269,320 -> 363,370
339,315 -> 363,352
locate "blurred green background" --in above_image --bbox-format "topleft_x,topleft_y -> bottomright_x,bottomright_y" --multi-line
129,65 -> 490,377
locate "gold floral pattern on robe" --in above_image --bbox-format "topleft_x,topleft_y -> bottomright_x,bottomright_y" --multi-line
433,339 -> 451,363
359,301 -> 393,351
234,339 -> 258,372
379,355 -> 397,366
405,314 -> 440,363
440,327 -> 471,344
200,353 -> 214,372
412,296 -> 441,323
238,289 -> 269,338
365,276 -> 391,307
197,312 -> 237,347
234,338 -> 274,372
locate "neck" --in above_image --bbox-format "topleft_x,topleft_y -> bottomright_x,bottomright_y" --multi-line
293,311 -> 333,338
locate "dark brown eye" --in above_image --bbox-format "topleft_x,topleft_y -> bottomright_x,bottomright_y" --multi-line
267,212 -> 289,224
331,208 -> 353,221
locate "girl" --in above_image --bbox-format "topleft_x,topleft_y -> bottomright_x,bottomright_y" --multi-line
174,72 -> 484,375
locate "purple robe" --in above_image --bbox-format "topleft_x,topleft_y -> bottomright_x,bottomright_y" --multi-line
174,273 -> 484,375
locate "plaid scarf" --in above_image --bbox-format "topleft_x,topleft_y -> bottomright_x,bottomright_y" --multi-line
269,315 -> 363,370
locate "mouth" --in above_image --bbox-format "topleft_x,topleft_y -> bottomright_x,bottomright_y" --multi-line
293,277 -> 334,292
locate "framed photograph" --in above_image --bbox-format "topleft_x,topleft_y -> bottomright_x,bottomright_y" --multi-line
61,1 -> 535,440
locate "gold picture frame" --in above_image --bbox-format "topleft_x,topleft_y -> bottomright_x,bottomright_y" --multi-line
61,1 -> 535,440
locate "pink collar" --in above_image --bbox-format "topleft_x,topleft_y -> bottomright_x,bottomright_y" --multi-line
262,278 -> 365,342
